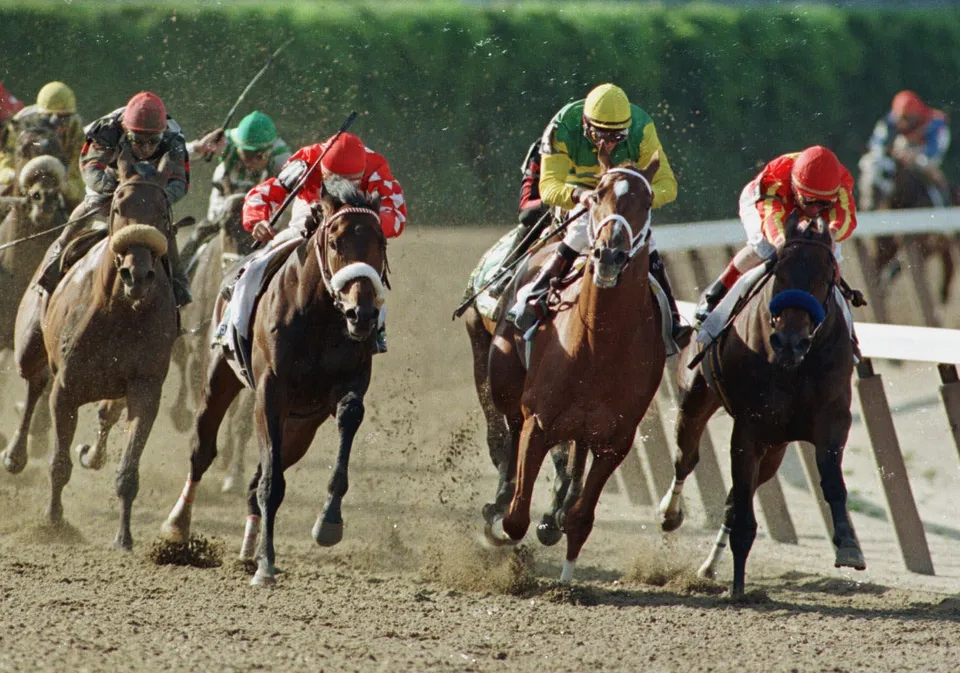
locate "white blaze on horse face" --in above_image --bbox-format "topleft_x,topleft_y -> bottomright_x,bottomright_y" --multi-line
614,178 -> 629,199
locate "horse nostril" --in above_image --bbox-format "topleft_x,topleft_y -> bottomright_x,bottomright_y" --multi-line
614,250 -> 628,265
591,248 -> 601,259
344,307 -> 359,322
119,268 -> 133,286
797,337 -> 812,354
770,332 -> 783,353
146,269 -> 156,282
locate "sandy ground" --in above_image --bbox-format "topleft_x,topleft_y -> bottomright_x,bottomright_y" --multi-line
0,226 -> 958,673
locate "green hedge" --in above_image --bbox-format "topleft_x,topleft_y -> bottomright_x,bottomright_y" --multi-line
2,3 -> 960,226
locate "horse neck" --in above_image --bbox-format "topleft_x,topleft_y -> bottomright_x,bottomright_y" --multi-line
576,249 -> 653,349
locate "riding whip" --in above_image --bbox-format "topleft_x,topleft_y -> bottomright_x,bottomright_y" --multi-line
203,38 -> 295,162
0,202 -> 103,252
0,196 -> 27,205
451,205 -> 586,320
250,110 -> 359,251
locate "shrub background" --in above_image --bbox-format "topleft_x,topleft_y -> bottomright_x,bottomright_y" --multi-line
2,2 -> 959,225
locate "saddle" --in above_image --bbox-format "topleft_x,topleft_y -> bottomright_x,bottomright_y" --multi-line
61,228 -> 108,275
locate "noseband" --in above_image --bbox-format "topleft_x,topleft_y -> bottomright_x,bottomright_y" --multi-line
586,167 -> 653,258
314,206 -> 388,313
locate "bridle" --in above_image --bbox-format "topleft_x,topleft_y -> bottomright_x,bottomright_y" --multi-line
109,177 -> 171,268
313,206 -> 388,313
768,236 -> 839,342
585,167 -> 653,258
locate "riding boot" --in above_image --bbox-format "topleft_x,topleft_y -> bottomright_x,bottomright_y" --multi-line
694,278 -> 730,325
649,250 -> 692,346
509,243 -> 577,332
179,219 -> 220,268
164,233 -> 193,307
36,221 -> 83,294
374,323 -> 388,354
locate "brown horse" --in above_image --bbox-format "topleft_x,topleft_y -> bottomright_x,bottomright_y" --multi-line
161,179 -> 388,586
486,159 -> 665,582
0,126 -> 66,222
1,146 -> 179,550
858,152 -> 956,304
658,218 -> 865,596
168,194 -> 257,493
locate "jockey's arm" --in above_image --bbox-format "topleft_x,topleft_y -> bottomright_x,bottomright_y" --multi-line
365,154 -> 407,238
539,152 -> 577,211
161,136 -> 190,205
867,117 -> 894,156
79,138 -> 120,195
826,174 -> 858,242
636,123 -> 677,209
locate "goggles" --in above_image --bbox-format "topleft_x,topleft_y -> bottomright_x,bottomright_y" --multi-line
796,193 -> 835,211
586,124 -> 629,146
238,147 -> 269,163
127,131 -> 163,149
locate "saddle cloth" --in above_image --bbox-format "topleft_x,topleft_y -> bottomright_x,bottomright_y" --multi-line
697,265 -> 854,346
471,226 -> 526,322
212,228 -> 303,388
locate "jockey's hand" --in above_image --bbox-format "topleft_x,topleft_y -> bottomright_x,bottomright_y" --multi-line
251,220 -> 277,243
196,129 -> 228,156
572,187 -> 595,207
848,288 -> 867,307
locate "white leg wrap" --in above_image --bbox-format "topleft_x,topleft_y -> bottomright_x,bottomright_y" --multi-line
658,477 -> 685,519
169,477 -> 197,519
560,559 -> 576,584
239,515 -> 260,560
698,525 -> 731,579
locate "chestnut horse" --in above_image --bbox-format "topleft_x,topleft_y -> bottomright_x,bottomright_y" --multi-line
1,146 -> 179,550
658,218 -> 865,596
486,159 -> 665,582
161,179 -> 388,586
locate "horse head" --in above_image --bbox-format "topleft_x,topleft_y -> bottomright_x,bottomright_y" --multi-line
768,216 -> 837,367
315,176 -> 387,341
586,155 -> 659,288
17,155 -> 66,224
107,145 -> 172,304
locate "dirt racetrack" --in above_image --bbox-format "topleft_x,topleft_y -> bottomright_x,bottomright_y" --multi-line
0,226 -> 958,673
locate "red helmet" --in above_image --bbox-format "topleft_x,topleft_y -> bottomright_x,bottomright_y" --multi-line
122,92 -> 167,133
891,90 -> 930,122
320,133 -> 366,179
791,146 -> 842,201
0,81 -> 24,123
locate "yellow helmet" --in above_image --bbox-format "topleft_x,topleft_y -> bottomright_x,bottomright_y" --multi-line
36,81 -> 76,115
583,83 -> 631,130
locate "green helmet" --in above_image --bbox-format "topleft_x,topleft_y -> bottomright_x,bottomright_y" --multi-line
229,111 -> 277,151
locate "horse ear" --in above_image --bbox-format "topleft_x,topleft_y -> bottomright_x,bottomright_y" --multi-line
783,209 -> 802,240
642,151 -> 660,185
318,179 -> 337,219
117,143 -> 136,181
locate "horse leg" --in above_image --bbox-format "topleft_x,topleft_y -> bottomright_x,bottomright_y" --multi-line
239,462 -> 263,561
698,487 -> 735,580
313,391 -> 365,547
76,399 -> 125,471
27,384 -> 52,458
874,235 -> 901,287
161,353 -> 242,542
47,380 -> 79,525
659,369 -> 721,531
501,417 -> 550,542
813,432 -> 866,571
251,374 -> 288,587
555,441 -> 587,532
113,381 -> 162,551
222,393 -> 253,494
484,411 -> 522,547
167,338 -> 193,434
933,235 -> 955,304
561,441 -> 628,583
218,399 -> 238,492
729,423 -> 761,597
2,368 -> 48,474
536,441 -> 574,547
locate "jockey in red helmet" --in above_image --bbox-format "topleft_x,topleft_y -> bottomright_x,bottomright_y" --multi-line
695,146 -> 857,323
0,81 -> 24,125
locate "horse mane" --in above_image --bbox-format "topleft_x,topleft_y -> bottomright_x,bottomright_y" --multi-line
325,176 -> 381,211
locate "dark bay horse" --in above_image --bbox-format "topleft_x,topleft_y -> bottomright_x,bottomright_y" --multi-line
2,146 -> 179,550
486,159 -> 665,582
658,218 -> 865,596
168,193 -> 257,493
858,152 -> 955,303
161,179 -> 388,586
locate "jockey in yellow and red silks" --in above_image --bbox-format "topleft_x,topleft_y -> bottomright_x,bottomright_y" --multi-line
695,146 -> 857,323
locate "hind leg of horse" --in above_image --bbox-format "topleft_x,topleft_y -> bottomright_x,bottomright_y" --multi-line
728,423 -> 761,597
222,394 -> 253,494
501,418 -> 550,543
113,381 -> 163,551
553,442 -> 587,533
536,442 -> 578,547
698,488 -> 735,580
47,380 -> 79,525
874,235 -> 901,286
167,338 -> 193,434
932,235 -> 955,304
314,392 -> 365,547
659,369 -> 721,531
26,384 -> 52,458
161,353 -> 242,542
239,462 -> 264,561
2,368 -> 49,475
76,398 -> 125,471
251,374 -> 289,587
561,438 -> 630,583
485,411 -> 522,546
813,428 -> 865,571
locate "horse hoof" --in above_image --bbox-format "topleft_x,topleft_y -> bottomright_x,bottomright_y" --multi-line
221,475 -> 241,494
536,518 -> 563,547
1,450 -> 26,475
160,520 -> 188,544
75,444 -> 104,470
834,543 -> 867,571
483,519 -> 518,548
697,562 -> 716,581
251,570 -> 276,587
659,508 -> 685,533
113,536 -> 133,552
481,503 -> 497,525
312,520 -> 343,547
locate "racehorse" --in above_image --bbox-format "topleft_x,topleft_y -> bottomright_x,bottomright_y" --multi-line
658,217 -> 865,596
168,193 -> 257,493
1,146 -> 180,550
858,152 -> 955,304
161,179 -> 389,586
485,159 -> 666,583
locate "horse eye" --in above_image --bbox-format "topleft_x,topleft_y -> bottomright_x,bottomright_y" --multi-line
31,192 -> 42,200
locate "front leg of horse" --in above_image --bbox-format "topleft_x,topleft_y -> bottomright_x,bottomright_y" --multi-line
2,371 -> 48,475
47,383 -> 79,525
77,399 -> 125,471
313,393 -> 364,547
501,418 -> 550,542
113,382 -> 162,550
167,339 -> 193,434
815,439 -> 866,571
251,376 -> 288,587
536,442 -> 574,547
729,429 -> 761,597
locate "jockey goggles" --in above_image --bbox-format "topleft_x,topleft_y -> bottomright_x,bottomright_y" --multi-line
796,193 -> 835,211
238,147 -> 269,163
127,130 -> 164,150
585,124 -> 629,146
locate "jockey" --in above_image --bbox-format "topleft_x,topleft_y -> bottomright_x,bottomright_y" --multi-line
695,146 -> 857,324
509,83 -> 684,338
180,110 -> 291,264
0,81 -> 23,125
518,140 -> 550,227
0,81 -> 85,206
36,91 -> 193,307
866,90 -> 951,207
242,131 -> 407,352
